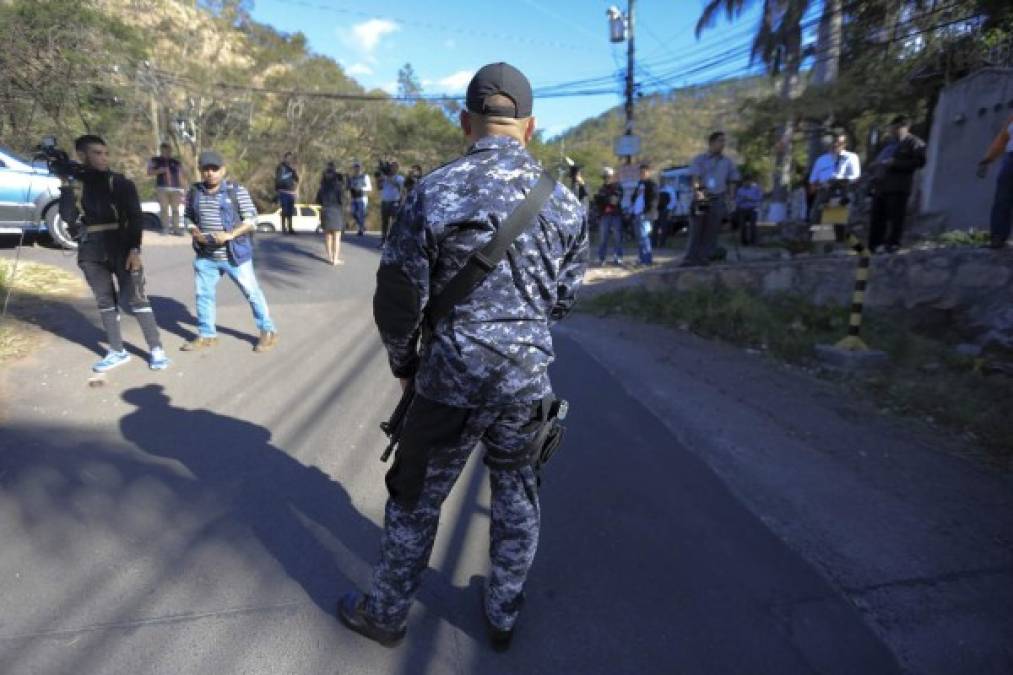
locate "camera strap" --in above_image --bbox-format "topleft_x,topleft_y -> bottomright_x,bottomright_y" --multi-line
423,170 -> 555,337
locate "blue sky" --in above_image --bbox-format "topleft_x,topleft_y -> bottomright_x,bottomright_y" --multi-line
249,0 -> 773,138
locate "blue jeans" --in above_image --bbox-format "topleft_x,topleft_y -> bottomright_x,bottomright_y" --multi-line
637,217 -> 653,264
351,199 -> 367,234
991,153 -> 1013,244
194,257 -> 275,337
597,213 -> 623,262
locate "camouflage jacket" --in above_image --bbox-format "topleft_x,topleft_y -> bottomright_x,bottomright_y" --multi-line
373,134 -> 588,408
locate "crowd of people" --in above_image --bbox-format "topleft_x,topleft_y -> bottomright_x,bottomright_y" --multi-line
146,147 -> 425,266
578,109 -> 1013,265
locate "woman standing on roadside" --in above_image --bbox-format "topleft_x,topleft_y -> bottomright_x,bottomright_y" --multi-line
316,162 -> 345,265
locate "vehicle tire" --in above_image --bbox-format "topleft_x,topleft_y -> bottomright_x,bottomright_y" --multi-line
257,223 -> 276,233
142,213 -> 161,231
315,225 -> 323,234
43,202 -> 77,250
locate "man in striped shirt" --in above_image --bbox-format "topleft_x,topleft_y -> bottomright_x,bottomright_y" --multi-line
182,150 -> 278,353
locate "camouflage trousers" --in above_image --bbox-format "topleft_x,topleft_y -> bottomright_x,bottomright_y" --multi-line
364,394 -> 541,632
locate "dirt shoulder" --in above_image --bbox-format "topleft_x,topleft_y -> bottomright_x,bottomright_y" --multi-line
0,259 -> 86,363
558,314 -> 1013,675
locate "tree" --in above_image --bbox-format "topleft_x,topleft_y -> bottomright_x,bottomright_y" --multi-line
696,0 -> 812,210
397,63 -> 422,100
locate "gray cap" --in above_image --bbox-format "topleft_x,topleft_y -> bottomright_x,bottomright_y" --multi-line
198,150 -> 225,168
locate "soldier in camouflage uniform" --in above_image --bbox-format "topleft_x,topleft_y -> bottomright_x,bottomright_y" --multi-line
338,63 -> 588,651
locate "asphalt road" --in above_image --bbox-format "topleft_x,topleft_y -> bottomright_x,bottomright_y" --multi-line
0,231 -> 973,674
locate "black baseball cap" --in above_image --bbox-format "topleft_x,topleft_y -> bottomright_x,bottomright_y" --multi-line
466,62 -> 533,118
198,150 -> 224,168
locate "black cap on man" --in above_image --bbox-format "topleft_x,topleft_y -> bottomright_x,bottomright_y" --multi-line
466,62 -> 533,118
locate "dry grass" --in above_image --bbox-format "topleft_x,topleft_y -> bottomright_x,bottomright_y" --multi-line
0,259 -> 84,362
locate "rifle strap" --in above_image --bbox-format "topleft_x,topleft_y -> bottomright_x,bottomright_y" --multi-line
424,170 -> 555,331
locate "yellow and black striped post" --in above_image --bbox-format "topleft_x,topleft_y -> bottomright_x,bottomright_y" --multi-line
835,234 -> 871,351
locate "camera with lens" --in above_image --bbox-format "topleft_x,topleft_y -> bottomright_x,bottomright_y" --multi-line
823,178 -> 851,206
34,136 -> 84,180
691,195 -> 711,217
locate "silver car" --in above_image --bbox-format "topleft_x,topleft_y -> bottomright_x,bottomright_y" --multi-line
0,147 -> 74,248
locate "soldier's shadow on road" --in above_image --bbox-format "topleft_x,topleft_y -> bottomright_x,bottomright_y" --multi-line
118,384 -> 377,617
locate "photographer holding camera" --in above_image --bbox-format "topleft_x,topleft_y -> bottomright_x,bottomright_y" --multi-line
58,135 -> 169,373
682,131 -> 740,267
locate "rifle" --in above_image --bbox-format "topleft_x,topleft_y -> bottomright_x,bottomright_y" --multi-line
379,379 -> 415,462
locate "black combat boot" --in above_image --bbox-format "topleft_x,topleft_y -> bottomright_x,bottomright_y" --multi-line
337,592 -> 406,648
481,587 -> 519,653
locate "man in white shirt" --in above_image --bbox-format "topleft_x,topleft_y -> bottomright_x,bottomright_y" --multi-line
809,133 -> 861,186
348,161 -> 372,236
808,132 -> 861,224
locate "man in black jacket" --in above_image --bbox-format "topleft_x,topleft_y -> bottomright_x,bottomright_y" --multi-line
868,115 -> 926,253
59,135 -> 168,373
274,152 -> 299,234
629,162 -> 659,265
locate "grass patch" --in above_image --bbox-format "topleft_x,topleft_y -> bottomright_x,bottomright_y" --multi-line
933,229 -> 990,248
0,259 -> 83,300
580,286 -> 1013,468
0,259 -> 84,363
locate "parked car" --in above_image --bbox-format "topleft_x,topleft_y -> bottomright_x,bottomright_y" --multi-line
256,203 -> 323,233
0,147 -> 73,248
140,201 -> 168,231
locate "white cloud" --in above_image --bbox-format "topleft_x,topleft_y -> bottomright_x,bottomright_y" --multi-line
443,38 -> 457,49
435,70 -> 473,92
338,18 -> 399,58
345,62 -> 373,76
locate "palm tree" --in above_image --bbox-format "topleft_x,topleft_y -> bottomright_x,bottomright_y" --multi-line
696,0 -> 812,209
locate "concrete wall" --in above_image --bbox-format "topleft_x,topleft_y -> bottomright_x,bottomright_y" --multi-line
922,68 -> 1013,230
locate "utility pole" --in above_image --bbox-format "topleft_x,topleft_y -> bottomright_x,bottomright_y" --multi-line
608,3 -> 639,173
624,0 -> 636,159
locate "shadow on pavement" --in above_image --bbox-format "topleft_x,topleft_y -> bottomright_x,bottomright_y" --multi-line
117,384 -> 376,617
6,292 -> 107,358
148,295 -> 257,347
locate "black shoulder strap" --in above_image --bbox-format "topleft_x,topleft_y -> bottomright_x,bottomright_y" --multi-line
108,174 -> 119,224
188,182 -> 202,225
425,170 -> 555,330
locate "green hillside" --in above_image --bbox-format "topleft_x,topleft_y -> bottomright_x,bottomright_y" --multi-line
535,75 -> 772,188
0,0 -> 463,206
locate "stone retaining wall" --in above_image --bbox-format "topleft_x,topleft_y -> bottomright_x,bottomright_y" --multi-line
628,248 -> 1013,353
